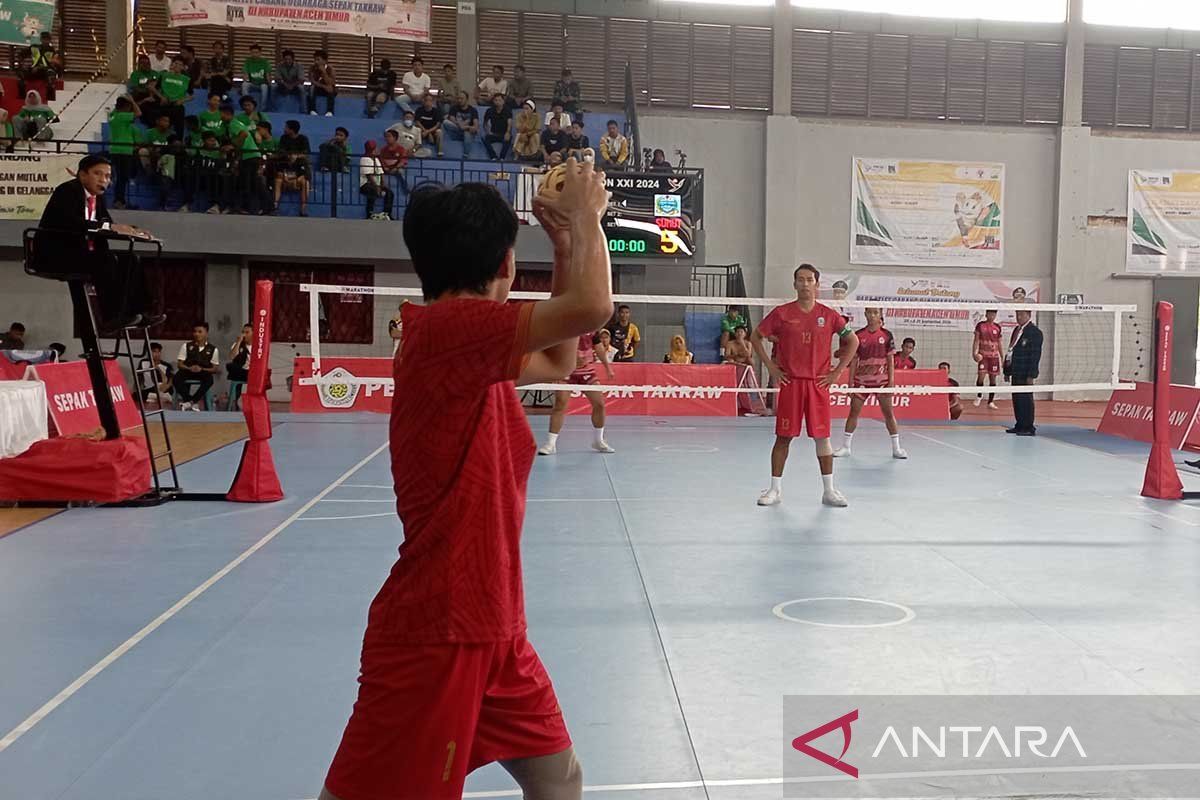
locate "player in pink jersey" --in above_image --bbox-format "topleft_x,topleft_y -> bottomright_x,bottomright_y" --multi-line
832,307 -> 907,460
752,264 -> 858,508
537,331 -> 616,455
972,309 -> 1003,409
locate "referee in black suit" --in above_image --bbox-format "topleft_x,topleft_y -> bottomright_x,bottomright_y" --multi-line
33,154 -> 160,331
1005,309 -> 1043,436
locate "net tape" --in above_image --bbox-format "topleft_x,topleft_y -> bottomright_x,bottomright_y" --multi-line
299,283 -> 1138,396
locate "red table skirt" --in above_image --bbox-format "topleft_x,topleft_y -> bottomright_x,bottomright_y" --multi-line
0,435 -> 150,503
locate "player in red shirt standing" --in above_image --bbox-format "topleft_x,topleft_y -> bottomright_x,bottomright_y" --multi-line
832,307 -> 907,460
972,309 -> 1003,409
537,331 -> 616,455
752,264 -> 859,508
319,162 -> 613,800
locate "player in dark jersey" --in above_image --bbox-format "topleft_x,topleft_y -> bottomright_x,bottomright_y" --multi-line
833,307 -> 907,460
940,361 -> 963,420
537,331 -> 616,455
752,264 -> 858,508
320,162 -> 612,800
972,309 -> 1003,409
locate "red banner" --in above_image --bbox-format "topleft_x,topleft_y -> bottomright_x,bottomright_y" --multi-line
1099,380 -> 1200,449
28,360 -> 142,435
565,363 -> 738,416
291,357 -> 395,413
829,368 -> 951,421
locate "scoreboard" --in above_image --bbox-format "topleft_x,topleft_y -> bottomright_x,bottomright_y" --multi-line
603,172 -> 700,258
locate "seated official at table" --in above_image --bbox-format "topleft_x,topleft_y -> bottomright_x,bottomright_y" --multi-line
33,154 -> 161,332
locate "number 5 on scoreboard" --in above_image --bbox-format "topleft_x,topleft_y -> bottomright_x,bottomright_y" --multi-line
660,229 -> 679,254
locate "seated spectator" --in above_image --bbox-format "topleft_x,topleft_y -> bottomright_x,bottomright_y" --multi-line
173,322 -> 220,411
256,120 -> 277,156
414,93 -> 443,157
664,335 -> 694,365
148,40 -> 172,73
552,68 -> 581,117
512,100 -> 541,162
180,45 -> 202,88
14,49 -> 36,99
108,96 -> 145,209
482,93 -> 512,161
277,118 -> 312,177
437,63 -> 462,116
723,325 -> 753,366
940,361 -> 963,420
158,57 -> 193,135
145,112 -> 173,155
138,341 -> 174,405
508,64 -> 533,109
607,305 -> 640,362
366,58 -> 397,118
359,140 -> 394,220
543,101 -> 571,130
237,94 -> 268,129
193,131 -> 234,214
442,92 -> 478,155
378,128 -> 410,193
128,53 -> 160,107
539,116 -> 568,163
242,43 -> 272,111
227,323 -> 253,382
318,126 -> 351,173
48,343 -> 66,362
198,92 -> 225,142
387,110 -> 422,156
565,120 -> 590,160
648,148 -> 673,172
894,337 -> 917,370
32,32 -> 63,93
0,322 -> 25,349
16,90 -> 55,141
274,49 -> 304,108
599,120 -> 629,171
0,109 -> 15,153
203,40 -> 234,99
476,64 -> 508,105
184,114 -> 202,147
400,57 -> 431,114
307,50 -> 337,116
719,306 -> 747,356
274,129 -> 311,216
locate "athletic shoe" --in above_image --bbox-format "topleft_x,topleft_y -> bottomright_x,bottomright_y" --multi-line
592,440 -> 615,453
190,403 -> 202,413
832,446 -> 851,458
973,398 -> 982,407
537,442 -> 556,456
179,402 -> 193,411
893,448 -> 908,459
309,110 -> 317,115
206,206 -> 221,214
988,402 -> 999,410
822,488 -> 849,507
325,111 -> 333,117
757,488 -> 782,506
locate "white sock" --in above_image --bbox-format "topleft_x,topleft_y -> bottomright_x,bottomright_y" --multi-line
770,476 -> 782,492
822,474 -> 835,492
545,432 -> 559,447
842,431 -> 854,448
890,433 -> 901,451
593,426 -> 605,444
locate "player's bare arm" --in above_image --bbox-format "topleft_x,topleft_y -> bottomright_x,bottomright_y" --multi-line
751,327 -> 788,385
972,330 -> 982,362
818,329 -> 858,388
594,339 -> 615,380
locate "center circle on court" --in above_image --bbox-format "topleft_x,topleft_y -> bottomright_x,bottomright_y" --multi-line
653,444 -> 720,453
772,597 -> 916,628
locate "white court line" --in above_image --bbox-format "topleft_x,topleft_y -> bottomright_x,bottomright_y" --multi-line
291,761 -> 1200,799
319,499 -> 396,503
339,484 -> 392,489
298,512 -> 396,521
0,440 -> 390,754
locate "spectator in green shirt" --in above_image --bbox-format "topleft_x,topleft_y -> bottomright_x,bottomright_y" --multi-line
236,95 -> 269,129
146,113 -> 174,147
242,43 -> 272,112
0,109 -> 14,153
16,90 -> 55,142
199,93 -> 225,142
719,306 -> 748,356
157,57 -> 193,136
108,96 -> 146,208
225,113 -> 265,215
128,54 -> 160,105
184,115 -> 203,149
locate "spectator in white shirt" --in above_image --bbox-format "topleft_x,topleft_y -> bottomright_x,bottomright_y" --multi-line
359,139 -> 393,220
476,65 -> 509,105
543,101 -> 571,130
400,56 -> 431,114
387,111 -> 423,154
148,40 -> 172,72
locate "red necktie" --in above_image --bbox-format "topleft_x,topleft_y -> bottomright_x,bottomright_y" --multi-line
86,195 -> 96,251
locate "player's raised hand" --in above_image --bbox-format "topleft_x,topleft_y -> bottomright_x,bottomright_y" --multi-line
532,198 -> 570,252
550,157 -> 609,222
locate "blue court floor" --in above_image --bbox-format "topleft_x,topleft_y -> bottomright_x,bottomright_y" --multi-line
2,414 -> 1200,799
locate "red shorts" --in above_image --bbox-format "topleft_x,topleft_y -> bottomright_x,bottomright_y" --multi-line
567,367 -> 596,385
775,378 -> 831,439
978,356 -> 1000,375
324,634 -> 572,800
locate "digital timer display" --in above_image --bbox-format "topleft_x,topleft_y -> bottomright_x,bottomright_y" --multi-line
602,172 -> 700,259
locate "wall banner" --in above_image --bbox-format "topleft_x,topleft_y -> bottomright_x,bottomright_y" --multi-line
851,157 -> 1004,269
1126,169 -> 1200,274
818,274 -> 1041,331
168,0 -> 431,43
0,153 -> 75,220
0,0 -> 55,47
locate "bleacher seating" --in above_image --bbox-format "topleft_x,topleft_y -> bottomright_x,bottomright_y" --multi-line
95,85 -> 626,217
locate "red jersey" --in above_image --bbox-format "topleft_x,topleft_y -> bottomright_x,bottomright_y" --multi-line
893,353 -> 916,370
757,301 -> 848,380
853,325 -> 894,387
975,320 -> 1002,357
378,298 -> 534,644
569,332 -> 597,381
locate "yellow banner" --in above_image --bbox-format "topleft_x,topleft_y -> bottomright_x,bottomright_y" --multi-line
0,153 -> 75,220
